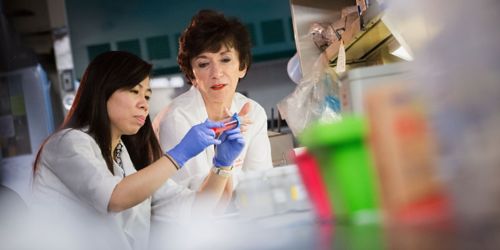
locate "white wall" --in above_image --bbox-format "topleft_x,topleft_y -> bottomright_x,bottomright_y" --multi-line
238,58 -> 297,119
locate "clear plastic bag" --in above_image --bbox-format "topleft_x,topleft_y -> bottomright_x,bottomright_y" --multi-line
278,54 -> 342,137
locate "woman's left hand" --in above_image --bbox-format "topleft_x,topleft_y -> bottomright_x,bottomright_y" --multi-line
213,127 -> 245,167
223,102 -> 253,133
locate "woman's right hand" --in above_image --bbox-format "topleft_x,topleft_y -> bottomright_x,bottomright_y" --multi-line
166,119 -> 223,167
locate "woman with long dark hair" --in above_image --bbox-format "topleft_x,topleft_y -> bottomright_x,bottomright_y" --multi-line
32,51 -> 245,249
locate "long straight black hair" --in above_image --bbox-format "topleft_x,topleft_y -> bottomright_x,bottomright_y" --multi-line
35,51 -> 162,173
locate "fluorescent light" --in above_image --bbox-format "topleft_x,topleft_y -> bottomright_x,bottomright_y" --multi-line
150,75 -> 185,89
150,77 -> 169,88
390,45 -> 414,61
62,93 -> 75,111
388,37 -> 414,61
169,76 -> 185,88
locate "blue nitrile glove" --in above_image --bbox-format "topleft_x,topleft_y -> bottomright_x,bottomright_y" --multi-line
167,119 -> 223,168
230,112 -> 240,128
213,126 -> 245,167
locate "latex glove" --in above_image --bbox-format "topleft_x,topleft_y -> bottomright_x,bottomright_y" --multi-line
213,126 -> 245,167
167,119 -> 223,167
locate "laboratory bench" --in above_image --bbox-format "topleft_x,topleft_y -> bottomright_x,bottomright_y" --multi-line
194,208 -> 495,250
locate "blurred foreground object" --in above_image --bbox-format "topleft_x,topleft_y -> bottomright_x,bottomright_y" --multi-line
364,80 -> 451,226
300,116 -> 380,224
1,2 -> 54,202
292,148 -> 333,222
235,165 -> 310,219
278,57 -> 341,136
383,0 -> 500,248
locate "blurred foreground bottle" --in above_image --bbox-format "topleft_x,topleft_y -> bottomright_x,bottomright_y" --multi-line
364,81 -> 452,227
292,148 -> 333,222
300,116 -> 380,224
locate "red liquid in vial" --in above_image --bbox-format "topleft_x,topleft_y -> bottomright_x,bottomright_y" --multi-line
212,119 -> 238,134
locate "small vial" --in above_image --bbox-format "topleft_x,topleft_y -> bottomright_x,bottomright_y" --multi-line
235,170 -> 274,218
212,119 -> 239,134
266,167 -> 289,215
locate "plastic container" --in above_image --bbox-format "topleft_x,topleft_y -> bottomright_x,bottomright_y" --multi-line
212,119 -> 238,134
282,165 -> 310,212
235,171 -> 274,218
293,148 -> 333,221
300,116 -> 380,224
266,167 -> 290,214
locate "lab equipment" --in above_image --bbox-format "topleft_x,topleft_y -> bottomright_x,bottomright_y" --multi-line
364,79 -> 451,225
293,148 -> 333,222
300,116 -> 380,224
0,65 -> 55,203
212,113 -> 240,135
266,167 -> 290,214
212,119 -> 238,134
1,4 -> 55,203
235,165 -> 311,219
282,165 -> 310,212
235,170 -> 275,218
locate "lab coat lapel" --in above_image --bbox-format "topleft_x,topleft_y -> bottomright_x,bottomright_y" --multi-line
116,143 -> 151,250
119,143 -> 135,176
194,87 -> 216,166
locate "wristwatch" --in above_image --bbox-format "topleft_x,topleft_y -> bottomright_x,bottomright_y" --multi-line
212,166 -> 233,177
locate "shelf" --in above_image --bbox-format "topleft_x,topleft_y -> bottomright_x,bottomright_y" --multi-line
326,5 -> 391,64
290,0 -> 392,75
290,0 -> 354,77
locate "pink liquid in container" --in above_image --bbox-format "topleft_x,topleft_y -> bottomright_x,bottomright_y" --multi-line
212,119 -> 239,134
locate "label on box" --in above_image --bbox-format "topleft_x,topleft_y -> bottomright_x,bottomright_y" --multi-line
336,40 -> 346,73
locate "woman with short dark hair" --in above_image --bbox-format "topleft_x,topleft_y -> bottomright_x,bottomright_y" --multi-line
153,9 -> 273,212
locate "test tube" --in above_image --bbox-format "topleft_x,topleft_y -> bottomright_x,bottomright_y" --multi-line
212,119 -> 239,134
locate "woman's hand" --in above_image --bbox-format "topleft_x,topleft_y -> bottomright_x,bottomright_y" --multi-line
213,127 -> 245,167
223,102 -> 253,133
167,119 -> 223,167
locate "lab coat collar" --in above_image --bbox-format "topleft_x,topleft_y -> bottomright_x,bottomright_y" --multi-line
191,86 -> 240,119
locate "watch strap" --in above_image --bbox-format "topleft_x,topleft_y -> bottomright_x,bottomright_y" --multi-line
212,166 -> 233,177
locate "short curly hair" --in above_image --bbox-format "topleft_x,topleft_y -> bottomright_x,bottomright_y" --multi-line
177,9 -> 252,83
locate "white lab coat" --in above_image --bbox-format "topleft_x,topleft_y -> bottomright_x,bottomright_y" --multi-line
153,86 -> 273,191
32,128 -> 194,250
